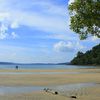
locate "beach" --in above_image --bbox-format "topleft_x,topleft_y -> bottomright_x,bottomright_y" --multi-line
0,68 -> 100,100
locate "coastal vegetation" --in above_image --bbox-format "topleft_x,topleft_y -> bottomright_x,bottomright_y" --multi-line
71,44 -> 100,65
69,0 -> 100,65
68,0 -> 100,39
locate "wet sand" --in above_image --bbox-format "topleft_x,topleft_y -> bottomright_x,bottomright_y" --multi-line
0,68 -> 100,100
1,86 -> 100,100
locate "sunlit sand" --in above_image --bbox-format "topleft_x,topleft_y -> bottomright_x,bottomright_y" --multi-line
0,68 -> 100,100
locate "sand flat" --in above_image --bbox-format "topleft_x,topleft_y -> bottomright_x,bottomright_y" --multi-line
0,68 -> 100,72
0,68 -> 100,100
0,69 -> 100,86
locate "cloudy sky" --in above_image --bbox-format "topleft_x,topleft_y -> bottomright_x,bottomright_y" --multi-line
0,0 -> 100,63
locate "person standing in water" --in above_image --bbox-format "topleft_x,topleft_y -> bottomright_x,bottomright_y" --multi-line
16,66 -> 18,70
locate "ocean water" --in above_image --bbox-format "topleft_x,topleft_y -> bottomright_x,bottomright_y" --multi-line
0,64 -> 98,70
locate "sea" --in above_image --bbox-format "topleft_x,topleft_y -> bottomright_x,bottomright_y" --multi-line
0,64 -> 98,70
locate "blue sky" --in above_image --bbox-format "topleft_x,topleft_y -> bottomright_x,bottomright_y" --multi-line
0,0 -> 100,63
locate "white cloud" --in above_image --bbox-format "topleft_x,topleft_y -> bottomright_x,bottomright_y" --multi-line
91,36 -> 100,41
0,33 -> 8,39
0,44 -> 34,63
0,32 -> 19,40
0,24 -> 19,40
68,0 -> 75,5
76,42 -> 84,50
0,12 -> 19,40
11,32 -> 19,39
0,23 -> 8,32
31,1 -> 67,16
0,22 -> 18,40
11,21 -> 19,29
0,12 -> 10,21
54,41 -> 85,52
0,23 -> 8,39
0,0 -> 68,34
45,33 -> 77,41
82,36 -> 100,43
54,41 -> 74,52
0,0 -> 75,46
7,10 -> 67,33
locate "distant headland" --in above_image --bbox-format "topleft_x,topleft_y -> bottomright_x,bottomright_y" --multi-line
71,44 -> 100,65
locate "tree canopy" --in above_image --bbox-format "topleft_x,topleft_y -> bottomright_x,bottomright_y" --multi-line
68,0 -> 100,39
71,44 -> 100,65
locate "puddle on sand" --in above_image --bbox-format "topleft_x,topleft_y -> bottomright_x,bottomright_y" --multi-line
0,83 -> 98,95
47,83 -> 99,96
49,83 -> 97,91
0,86 -> 43,95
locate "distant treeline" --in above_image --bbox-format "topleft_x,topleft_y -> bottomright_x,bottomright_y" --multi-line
71,44 -> 100,65
0,62 -> 69,65
0,62 -> 14,65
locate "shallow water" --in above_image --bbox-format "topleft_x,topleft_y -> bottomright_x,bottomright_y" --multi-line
0,83 -> 98,95
0,72 -> 81,75
0,64 -> 98,70
48,83 -> 99,96
49,83 -> 97,91
0,86 -> 43,95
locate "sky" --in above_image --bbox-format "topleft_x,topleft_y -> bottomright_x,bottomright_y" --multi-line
0,0 -> 100,63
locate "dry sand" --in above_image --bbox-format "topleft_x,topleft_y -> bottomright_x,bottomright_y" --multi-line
0,68 -> 100,100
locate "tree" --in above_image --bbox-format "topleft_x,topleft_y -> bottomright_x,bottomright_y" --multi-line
68,0 -> 100,39
77,51 -> 84,57
71,44 -> 100,65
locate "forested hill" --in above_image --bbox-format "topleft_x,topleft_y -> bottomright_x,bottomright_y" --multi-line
71,44 -> 100,65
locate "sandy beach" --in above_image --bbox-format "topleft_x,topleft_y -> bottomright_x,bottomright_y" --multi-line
0,68 -> 100,100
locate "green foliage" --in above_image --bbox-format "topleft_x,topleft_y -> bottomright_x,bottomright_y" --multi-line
71,44 -> 100,65
68,0 -> 100,39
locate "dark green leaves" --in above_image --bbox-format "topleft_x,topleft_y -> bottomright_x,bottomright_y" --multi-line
68,0 -> 100,39
71,44 -> 100,65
